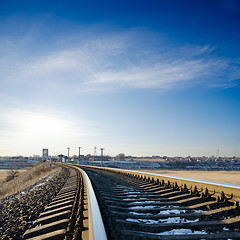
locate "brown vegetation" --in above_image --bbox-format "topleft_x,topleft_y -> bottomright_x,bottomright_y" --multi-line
0,162 -> 61,199
6,170 -> 19,182
0,170 -> 25,183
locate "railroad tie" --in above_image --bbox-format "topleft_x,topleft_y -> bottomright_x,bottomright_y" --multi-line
23,168 -> 78,240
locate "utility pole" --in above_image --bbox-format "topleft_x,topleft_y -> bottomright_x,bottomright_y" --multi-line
78,147 -> 81,162
100,148 -> 104,167
67,148 -> 70,160
93,146 -> 97,166
94,146 -> 97,156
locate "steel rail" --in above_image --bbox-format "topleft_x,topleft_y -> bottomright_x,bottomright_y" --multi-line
78,167 -> 107,240
77,165 -> 240,205
77,165 -> 240,239
69,165 -> 107,240
134,171 -> 240,189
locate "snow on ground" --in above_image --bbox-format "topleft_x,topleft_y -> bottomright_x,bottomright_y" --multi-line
130,200 -> 156,204
15,175 -> 54,197
159,209 -> 186,214
124,191 -> 141,194
193,209 -> 203,213
140,229 -> 207,235
158,229 -> 207,235
123,197 -> 148,201
129,205 -> 158,209
30,175 -> 53,191
161,205 -> 179,208
125,194 -> 142,197
126,218 -> 159,224
129,212 -> 153,215
223,227 -> 229,231
126,217 -> 199,224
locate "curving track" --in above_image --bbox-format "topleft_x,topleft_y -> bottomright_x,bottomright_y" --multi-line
81,166 -> 240,240
21,164 -> 240,240
23,165 -> 107,240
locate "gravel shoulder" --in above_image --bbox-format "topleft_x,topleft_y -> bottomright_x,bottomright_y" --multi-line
0,164 -> 70,239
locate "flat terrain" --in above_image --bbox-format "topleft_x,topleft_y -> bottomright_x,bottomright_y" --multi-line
141,170 -> 240,186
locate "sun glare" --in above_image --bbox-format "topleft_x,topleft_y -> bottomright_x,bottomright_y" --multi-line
24,114 -> 68,138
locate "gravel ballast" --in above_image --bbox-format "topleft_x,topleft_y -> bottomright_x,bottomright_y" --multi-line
0,166 -> 70,239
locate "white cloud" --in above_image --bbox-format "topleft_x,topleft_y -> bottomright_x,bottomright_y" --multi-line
0,28 -> 240,94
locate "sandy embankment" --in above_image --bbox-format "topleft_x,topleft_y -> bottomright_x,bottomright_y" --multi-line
141,170 -> 240,186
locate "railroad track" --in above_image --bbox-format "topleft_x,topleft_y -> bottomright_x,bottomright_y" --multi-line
23,165 -> 107,240
81,166 -> 240,240
22,165 -> 240,240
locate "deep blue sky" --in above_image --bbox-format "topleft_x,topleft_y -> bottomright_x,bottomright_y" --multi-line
0,0 -> 240,157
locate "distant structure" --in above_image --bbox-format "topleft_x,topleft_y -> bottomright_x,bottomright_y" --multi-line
92,146 -> 97,165
42,149 -> 49,163
94,146 -> 97,156
58,154 -> 65,163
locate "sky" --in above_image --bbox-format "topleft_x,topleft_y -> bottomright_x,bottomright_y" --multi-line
0,0 -> 240,157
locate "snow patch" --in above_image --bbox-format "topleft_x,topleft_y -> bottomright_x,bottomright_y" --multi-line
193,209 -> 203,213
223,227 -> 229,231
161,205 -> 179,208
126,194 -> 142,197
149,229 -> 207,235
123,198 -> 147,201
159,209 -> 187,214
130,200 -> 155,204
126,217 -> 199,224
126,191 -> 142,194
129,212 -> 152,216
129,205 -> 158,210
126,218 -> 158,224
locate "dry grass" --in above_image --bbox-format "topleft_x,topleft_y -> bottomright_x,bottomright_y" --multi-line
0,162 -> 61,199
0,170 -> 26,183
142,170 -> 240,186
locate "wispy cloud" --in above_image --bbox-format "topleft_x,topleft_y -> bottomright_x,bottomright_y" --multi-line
0,27 -> 240,94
